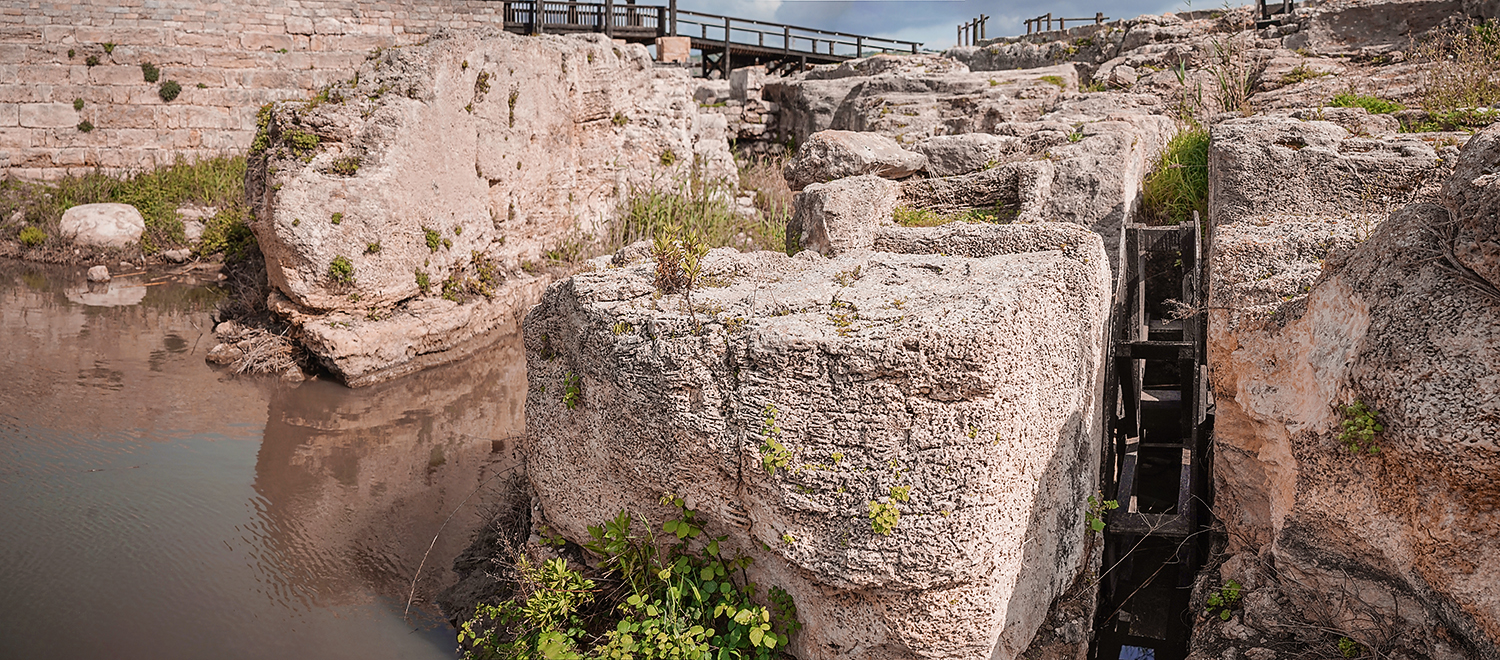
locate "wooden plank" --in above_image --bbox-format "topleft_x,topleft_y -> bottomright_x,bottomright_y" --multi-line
1115,340 -> 1195,361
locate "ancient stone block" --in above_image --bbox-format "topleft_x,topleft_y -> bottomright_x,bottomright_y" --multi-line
524,223 -> 1111,660
60,202 -> 144,248
18,102 -> 75,128
789,174 -> 901,256
783,129 -> 926,191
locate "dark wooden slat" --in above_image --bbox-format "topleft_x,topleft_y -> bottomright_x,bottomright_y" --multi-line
1116,340 -> 1195,361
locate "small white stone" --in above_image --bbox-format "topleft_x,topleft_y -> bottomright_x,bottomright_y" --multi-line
87,265 -> 111,282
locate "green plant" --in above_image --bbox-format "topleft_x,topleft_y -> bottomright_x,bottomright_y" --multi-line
1413,19 -> 1500,124
1085,494 -> 1119,534
758,405 -> 791,476
196,82 -> 206,89
1205,579 -> 1243,621
76,120 -> 94,133
1083,80 -> 1108,92
73,98 -> 84,111
1067,129 -> 1085,143
475,70 -> 492,95
461,500 -> 799,660
330,156 -> 360,176
365,241 -> 381,254
508,87 -> 519,127
612,112 -> 629,127
18,226 -> 46,247
424,226 -> 442,252
1039,75 -> 1067,88
1339,637 -> 1366,658
562,372 -> 582,410
454,226 -> 462,236
285,129 -> 320,156
85,55 -> 100,67
102,42 -> 115,54
1338,400 -> 1383,454
1141,125 -> 1210,225
1207,37 -> 1256,114
1280,63 -> 1328,85
158,80 -> 182,102
140,62 -> 160,83
415,268 -> 432,294
67,48 -> 74,58
330,212 -> 343,225
1328,93 -> 1404,114
441,275 -> 464,301
611,320 -> 633,335
659,149 -> 678,167
868,500 -> 900,535
327,255 -> 355,285
889,485 -> 910,503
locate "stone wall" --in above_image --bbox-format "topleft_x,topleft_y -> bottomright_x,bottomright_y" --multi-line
0,0 -> 537,179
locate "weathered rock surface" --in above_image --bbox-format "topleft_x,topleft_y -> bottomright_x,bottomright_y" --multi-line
787,175 -> 902,256
86,265 -> 110,282
524,222 -> 1112,660
783,130 -> 926,191
60,203 -> 144,249
909,133 -> 1022,177
1205,120 -> 1500,655
246,28 -> 734,385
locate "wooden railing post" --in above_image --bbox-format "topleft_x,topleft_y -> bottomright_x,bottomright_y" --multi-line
980,14 -> 987,40
1095,12 -> 1104,24
669,0 -> 677,35
604,0 -> 614,36
783,25 -> 790,56
1046,12 -> 1052,31
856,35 -> 862,58
529,0 -> 538,34
722,16 -> 731,78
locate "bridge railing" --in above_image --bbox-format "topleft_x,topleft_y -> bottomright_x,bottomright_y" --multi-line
674,8 -> 919,58
502,1 -> 666,37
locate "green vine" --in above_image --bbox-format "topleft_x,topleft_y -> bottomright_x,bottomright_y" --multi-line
1338,400 -> 1383,454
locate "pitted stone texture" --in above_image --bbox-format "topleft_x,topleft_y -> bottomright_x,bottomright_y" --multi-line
909,133 -> 1022,177
60,203 -> 145,248
524,227 -> 1111,660
1440,123 -> 1500,290
1206,123 -> 1500,654
1207,117 -> 1440,227
246,29 -> 733,385
1288,106 -> 1400,137
788,175 -> 901,256
783,130 -> 926,191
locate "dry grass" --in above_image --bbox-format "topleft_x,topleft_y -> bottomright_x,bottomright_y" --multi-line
613,157 -> 788,254
1411,19 -> 1500,131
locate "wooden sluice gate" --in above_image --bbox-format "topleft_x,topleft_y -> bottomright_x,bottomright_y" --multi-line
1093,218 -> 1214,660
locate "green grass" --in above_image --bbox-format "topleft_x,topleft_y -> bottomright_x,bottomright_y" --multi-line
616,174 -> 783,253
1280,63 -> 1330,85
1039,75 -> 1067,89
893,205 -> 1017,228
1328,93 -> 1405,114
1,155 -> 251,255
1141,126 -> 1209,226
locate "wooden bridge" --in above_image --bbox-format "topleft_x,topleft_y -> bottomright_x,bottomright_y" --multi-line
496,1 -> 922,76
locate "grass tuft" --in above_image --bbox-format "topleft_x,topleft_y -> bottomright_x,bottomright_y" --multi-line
1328,93 -> 1404,114
1141,126 -> 1209,226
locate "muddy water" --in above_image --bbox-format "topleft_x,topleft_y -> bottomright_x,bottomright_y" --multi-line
0,260 -> 526,660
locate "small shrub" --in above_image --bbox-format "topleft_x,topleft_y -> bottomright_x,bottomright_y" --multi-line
453,225 -> 462,236
285,130 -> 319,155
1205,580 -> 1243,621
140,62 -> 160,83
1085,494 -> 1119,534
330,212 -> 343,225
1339,637 -> 1366,658
158,80 -> 182,102
18,226 -> 46,247
423,226 -> 441,252
414,268 -> 432,294
101,42 -> 115,54
76,120 -> 94,133
1414,19 -> 1500,123
365,241 -> 380,254
659,149 -> 678,167
1039,74 -> 1067,88
329,156 -> 360,176
73,98 -> 84,111
1338,400 -> 1383,454
1328,93 -> 1404,114
327,255 -> 355,285
869,500 -> 900,535
561,372 -> 582,409
612,111 -> 629,127
1141,125 -> 1210,225
196,83 -> 206,88
67,48 -> 75,58
85,55 -> 100,67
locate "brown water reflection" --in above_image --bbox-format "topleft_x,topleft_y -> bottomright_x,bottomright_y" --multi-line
0,260 -> 525,660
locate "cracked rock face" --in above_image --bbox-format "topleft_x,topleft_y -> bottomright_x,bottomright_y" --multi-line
523,223 -> 1111,660
245,28 -> 733,385
1207,120 -> 1500,655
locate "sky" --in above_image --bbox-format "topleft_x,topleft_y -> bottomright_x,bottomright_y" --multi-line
673,0 -> 1207,51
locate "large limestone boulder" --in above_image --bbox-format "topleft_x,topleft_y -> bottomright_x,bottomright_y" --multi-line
787,175 -> 902,256
783,130 -> 926,191
246,28 -> 734,385
59,203 -> 144,249
1442,124 -> 1500,290
1205,120 -> 1499,654
909,133 -> 1022,177
524,223 -> 1112,659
